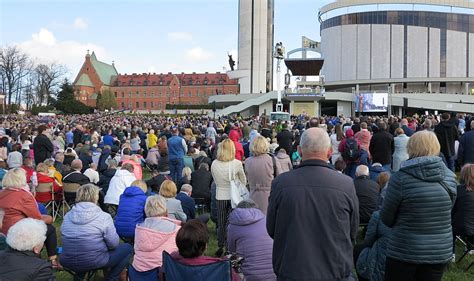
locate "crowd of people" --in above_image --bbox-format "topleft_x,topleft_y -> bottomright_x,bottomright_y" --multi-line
0,111 -> 472,281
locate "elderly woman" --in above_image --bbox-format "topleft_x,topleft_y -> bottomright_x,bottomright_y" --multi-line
227,200 -> 276,281
60,184 -> 133,280
380,131 -> 457,281
392,128 -> 410,172
0,168 -> 59,268
452,164 -> 474,250
132,195 -> 181,271
0,218 -> 54,280
159,180 -> 187,223
244,136 -> 281,214
114,180 -> 148,240
169,219 -> 240,281
211,139 -> 247,256
35,162 -> 63,203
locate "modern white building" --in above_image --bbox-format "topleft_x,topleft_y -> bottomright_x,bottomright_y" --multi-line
228,0 -> 274,94
320,0 -> 474,95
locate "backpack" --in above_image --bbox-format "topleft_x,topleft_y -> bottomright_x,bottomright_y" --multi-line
343,138 -> 360,162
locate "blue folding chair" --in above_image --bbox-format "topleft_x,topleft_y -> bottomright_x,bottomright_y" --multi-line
161,251 -> 232,281
128,265 -> 160,281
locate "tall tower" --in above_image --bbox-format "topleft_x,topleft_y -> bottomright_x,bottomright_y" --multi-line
230,0 -> 274,94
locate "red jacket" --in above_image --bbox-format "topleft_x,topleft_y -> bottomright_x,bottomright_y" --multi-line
229,130 -> 244,161
0,188 -> 42,235
35,172 -> 63,202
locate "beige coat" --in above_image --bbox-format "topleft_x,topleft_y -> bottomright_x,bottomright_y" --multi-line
244,154 -> 282,215
211,159 -> 247,201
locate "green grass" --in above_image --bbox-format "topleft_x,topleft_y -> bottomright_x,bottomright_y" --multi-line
50,169 -> 474,280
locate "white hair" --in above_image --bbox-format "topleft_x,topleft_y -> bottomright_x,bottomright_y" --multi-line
181,184 -> 193,193
355,165 -> 370,177
6,218 -> 47,251
300,128 -> 330,154
2,168 -> 27,190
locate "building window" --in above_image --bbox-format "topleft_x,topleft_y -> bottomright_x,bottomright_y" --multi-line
143,101 -> 147,108
129,92 -> 132,98
143,91 -> 147,97
151,101 -> 154,108
229,90 -> 233,94
204,79 -> 208,85
151,91 -> 154,97
129,81 -> 134,86
136,101 -> 139,108
121,92 -> 125,98
160,81 -> 163,85
136,91 -> 139,98
129,102 -> 132,108
189,92 -> 192,97
158,91 -> 162,97
121,102 -> 125,108
114,92 -> 117,98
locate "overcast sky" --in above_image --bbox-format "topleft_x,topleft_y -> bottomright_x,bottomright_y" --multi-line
1,0 -> 331,81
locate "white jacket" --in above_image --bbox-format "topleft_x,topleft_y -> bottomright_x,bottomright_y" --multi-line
104,169 -> 136,205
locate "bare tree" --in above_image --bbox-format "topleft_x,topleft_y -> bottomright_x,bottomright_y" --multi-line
0,46 -> 32,106
33,63 -> 66,105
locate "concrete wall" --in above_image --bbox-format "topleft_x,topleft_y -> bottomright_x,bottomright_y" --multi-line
337,101 -> 352,117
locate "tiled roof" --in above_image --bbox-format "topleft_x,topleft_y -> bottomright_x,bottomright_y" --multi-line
111,72 -> 238,87
90,52 -> 118,86
75,73 -> 94,87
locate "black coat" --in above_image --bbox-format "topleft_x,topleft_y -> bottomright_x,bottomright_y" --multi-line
276,129 -> 294,155
190,168 -> 213,201
458,130 -> 474,165
452,184 -> 474,237
369,130 -> 394,165
0,249 -> 55,281
98,168 -> 116,194
63,171 -> 91,185
146,174 -> 170,192
435,121 -> 459,158
267,159 -> 359,280
33,134 -> 53,164
354,175 -> 380,224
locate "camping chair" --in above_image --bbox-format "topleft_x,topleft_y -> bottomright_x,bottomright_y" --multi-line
161,251 -> 232,281
62,183 -> 81,214
456,235 -> 474,271
194,198 -> 208,215
36,182 -> 60,221
63,266 -> 98,281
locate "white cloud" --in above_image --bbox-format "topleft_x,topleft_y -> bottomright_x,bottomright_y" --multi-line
73,17 -> 88,30
17,28 -> 107,78
185,47 -> 215,62
167,32 -> 193,41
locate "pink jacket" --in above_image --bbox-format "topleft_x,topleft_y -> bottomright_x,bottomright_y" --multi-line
132,217 -> 181,271
354,129 -> 372,151
121,159 -> 142,180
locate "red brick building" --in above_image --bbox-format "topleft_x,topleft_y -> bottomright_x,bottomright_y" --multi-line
73,51 -> 239,110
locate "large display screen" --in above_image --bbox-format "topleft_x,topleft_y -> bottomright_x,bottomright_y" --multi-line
355,93 -> 388,112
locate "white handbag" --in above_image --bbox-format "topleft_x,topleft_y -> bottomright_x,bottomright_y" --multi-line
229,161 -> 249,208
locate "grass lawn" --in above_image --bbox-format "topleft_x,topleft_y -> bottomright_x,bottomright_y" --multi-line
50,169 -> 474,280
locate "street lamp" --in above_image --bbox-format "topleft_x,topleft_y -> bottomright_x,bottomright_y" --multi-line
273,42 -> 285,112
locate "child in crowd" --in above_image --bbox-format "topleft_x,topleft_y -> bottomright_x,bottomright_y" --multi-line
7,143 -> 22,169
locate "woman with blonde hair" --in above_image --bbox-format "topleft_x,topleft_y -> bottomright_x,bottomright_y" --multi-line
132,195 -> 181,272
159,180 -> 187,223
178,166 -> 192,189
35,162 -> 63,203
211,138 -> 247,256
452,164 -> 474,251
380,130 -> 457,281
245,136 -> 281,215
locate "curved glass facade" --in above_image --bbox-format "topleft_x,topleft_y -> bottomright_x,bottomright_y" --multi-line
321,11 -> 474,33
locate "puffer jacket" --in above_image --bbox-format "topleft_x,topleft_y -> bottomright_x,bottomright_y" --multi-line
114,186 -> 147,238
132,217 -> 181,271
380,156 -> 457,264
104,169 -> 137,205
227,208 -> 276,281
60,202 -> 119,272
356,211 -> 391,281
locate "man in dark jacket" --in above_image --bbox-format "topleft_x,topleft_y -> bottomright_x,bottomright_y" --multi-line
276,124 -> 293,156
354,165 -> 380,224
190,162 -> 212,206
267,127 -> 359,281
400,118 -> 414,137
435,113 -> 459,172
33,125 -> 54,165
176,184 -> 196,220
63,159 -> 91,185
458,120 -> 474,165
369,121 -> 394,171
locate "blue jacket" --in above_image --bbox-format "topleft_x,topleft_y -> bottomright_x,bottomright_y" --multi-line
380,156 -> 457,264
114,186 -> 147,238
458,130 -> 474,165
176,191 -> 195,220
168,135 -> 186,161
60,202 -> 119,272
356,211 -> 391,281
103,134 -> 114,147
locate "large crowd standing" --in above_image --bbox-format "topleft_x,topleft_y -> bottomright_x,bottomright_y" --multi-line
0,111 -> 472,281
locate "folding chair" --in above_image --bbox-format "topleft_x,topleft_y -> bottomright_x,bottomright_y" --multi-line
456,235 -> 474,271
62,183 -> 81,215
161,251 -> 232,281
63,266 -> 98,281
194,198 -> 208,215
128,264 -> 159,281
36,182 -> 60,221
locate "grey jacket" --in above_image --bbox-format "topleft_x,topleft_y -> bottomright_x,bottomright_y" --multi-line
165,197 -> 187,223
380,156 -> 457,264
